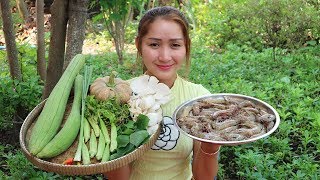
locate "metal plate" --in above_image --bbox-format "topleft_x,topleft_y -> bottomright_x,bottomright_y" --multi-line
172,93 -> 280,146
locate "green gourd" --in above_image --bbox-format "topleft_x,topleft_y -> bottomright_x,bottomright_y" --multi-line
36,74 -> 83,158
28,54 -> 86,155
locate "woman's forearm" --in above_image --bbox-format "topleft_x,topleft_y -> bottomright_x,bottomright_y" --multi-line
192,142 -> 220,180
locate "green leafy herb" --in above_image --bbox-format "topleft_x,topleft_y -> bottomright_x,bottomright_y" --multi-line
129,130 -> 149,147
136,114 -> 150,130
117,135 -> 130,148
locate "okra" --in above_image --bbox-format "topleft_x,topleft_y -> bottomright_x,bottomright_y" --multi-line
96,129 -> 105,160
81,141 -> 91,165
101,143 -> 110,162
84,117 -> 90,143
89,129 -> 97,158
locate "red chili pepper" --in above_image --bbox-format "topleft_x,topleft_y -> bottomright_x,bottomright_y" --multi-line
63,158 -> 74,165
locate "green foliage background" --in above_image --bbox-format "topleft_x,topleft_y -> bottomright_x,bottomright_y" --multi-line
1,0 -> 319,179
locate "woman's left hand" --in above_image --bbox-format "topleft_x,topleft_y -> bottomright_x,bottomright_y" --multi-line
192,141 -> 221,179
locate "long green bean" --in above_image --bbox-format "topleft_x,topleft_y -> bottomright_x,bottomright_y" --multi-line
74,65 -> 92,162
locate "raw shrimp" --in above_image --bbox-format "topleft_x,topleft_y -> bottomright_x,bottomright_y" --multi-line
238,100 -> 255,108
211,119 -> 239,130
203,132 -> 226,141
220,125 -> 238,134
243,107 -> 260,114
266,121 -> 275,132
221,133 -> 246,141
258,113 -> 276,123
198,108 -> 220,116
199,99 -> 228,110
193,100 -> 227,115
235,112 -> 256,122
223,96 -> 243,105
180,105 -> 193,117
200,97 -> 227,105
211,104 -> 238,120
177,116 -> 198,133
251,126 -> 267,138
192,102 -> 203,115
235,123 -> 264,137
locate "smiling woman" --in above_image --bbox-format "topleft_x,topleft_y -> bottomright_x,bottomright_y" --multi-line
103,6 -> 220,180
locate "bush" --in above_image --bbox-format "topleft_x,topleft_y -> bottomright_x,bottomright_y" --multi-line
192,0 -> 320,50
0,44 -> 43,130
0,76 -> 43,130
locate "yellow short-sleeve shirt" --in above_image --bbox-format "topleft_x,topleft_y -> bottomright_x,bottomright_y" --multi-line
130,75 -> 210,180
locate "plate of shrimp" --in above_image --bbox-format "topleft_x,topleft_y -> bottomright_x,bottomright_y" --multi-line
172,93 -> 280,145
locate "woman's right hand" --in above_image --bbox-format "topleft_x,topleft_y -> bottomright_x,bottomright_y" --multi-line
102,164 -> 131,180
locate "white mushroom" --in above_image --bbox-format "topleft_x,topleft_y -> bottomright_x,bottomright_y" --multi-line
147,124 -> 159,135
141,95 -> 156,110
129,75 -> 172,134
147,112 -> 161,127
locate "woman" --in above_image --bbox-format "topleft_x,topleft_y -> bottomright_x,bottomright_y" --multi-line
104,6 -> 221,180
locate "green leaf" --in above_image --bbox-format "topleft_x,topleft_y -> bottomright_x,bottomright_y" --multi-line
119,120 -> 136,135
129,130 -> 149,147
102,111 -> 116,123
117,135 -> 130,148
280,76 -> 290,84
92,13 -> 104,23
136,114 -> 150,130
122,128 -> 135,135
110,144 -> 135,160
306,40 -> 317,46
125,120 -> 135,129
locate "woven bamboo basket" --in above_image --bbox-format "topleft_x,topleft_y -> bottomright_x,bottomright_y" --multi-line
19,99 -> 161,175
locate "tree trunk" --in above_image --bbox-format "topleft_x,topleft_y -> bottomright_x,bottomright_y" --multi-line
64,0 -> 89,69
114,22 -> 124,64
147,0 -> 155,9
15,0 -> 29,22
36,0 -> 47,81
42,0 -> 69,99
103,1 -> 133,65
1,0 -> 24,142
1,0 -> 22,80
159,0 -> 173,6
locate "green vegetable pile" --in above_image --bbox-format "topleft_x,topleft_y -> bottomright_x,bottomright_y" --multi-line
84,95 -> 150,161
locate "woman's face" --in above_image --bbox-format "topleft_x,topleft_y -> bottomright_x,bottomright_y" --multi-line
137,18 -> 186,88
